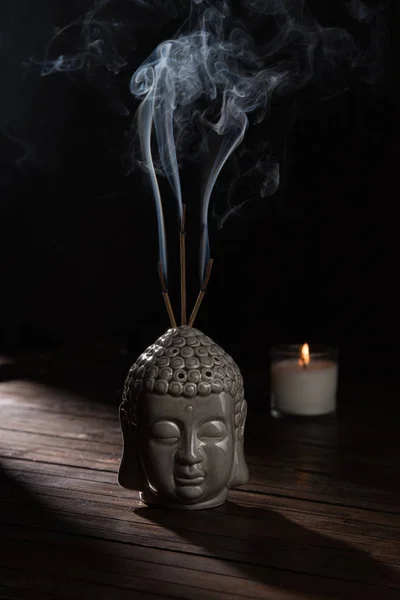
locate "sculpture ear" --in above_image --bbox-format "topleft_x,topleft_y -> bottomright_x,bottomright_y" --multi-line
238,400 -> 247,442
118,401 -> 144,490
229,400 -> 249,488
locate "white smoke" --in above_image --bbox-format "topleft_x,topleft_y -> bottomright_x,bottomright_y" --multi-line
34,0 -> 388,283
131,0 -> 384,280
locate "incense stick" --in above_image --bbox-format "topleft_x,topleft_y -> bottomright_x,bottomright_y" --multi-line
188,258 -> 214,327
158,262 -> 177,328
180,205 -> 187,325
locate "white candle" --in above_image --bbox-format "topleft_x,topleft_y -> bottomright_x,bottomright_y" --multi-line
270,345 -> 338,417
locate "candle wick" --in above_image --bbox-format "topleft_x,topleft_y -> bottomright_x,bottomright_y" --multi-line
302,359 -> 308,370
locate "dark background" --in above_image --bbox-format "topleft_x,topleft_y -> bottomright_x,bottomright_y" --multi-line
0,0 -> 398,386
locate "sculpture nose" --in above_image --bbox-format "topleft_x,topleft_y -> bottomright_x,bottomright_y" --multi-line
175,431 -> 204,465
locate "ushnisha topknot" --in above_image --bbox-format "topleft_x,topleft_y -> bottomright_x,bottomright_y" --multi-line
123,325 -> 245,429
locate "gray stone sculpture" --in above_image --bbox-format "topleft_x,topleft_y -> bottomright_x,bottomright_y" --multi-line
118,325 -> 248,509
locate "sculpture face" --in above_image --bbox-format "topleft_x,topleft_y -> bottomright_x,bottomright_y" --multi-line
138,392 -> 235,506
118,326 -> 248,509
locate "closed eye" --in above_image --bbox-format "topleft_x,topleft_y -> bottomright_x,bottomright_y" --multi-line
198,420 -> 227,440
151,421 -> 180,442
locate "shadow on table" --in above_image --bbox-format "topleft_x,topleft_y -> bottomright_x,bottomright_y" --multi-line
137,500 -> 400,600
0,463 -> 121,597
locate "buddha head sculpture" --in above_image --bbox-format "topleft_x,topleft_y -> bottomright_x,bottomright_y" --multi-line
118,325 -> 248,509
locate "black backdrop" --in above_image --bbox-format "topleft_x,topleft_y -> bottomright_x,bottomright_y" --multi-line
0,0 -> 398,381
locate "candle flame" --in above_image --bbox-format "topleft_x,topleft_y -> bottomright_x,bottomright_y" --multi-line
299,343 -> 310,367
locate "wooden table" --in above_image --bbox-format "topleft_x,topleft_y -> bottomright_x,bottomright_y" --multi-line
0,360 -> 399,600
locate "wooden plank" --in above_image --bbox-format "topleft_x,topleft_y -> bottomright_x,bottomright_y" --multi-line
3,457 -> 400,532
1,379 -> 400,599
1,436 -> 399,518
0,429 -> 120,454
1,471 -> 400,548
0,408 -> 121,441
0,586 -> 67,600
0,448 -> 116,471
0,424 -> 359,477
0,400 -> 400,466
1,418 -> 397,485
242,476 -> 400,514
2,513 -> 399,585
1,429 -> 397,511
1,428 -> 397,512
1,386 -> 398,503
0,541 -> 274,600
1,438 -> 397,514
1,536 -> 398,600
2,489 -> 399,565
2,404 -> 398,498
0,457 -> 121,484
0,568 -> 182,600
2,473 -> 399,551
2,415 -> 398,486
1,488 -> 399,583
0,381 -> 117,420
0,428 -> 119,470
2,499 -> 398,570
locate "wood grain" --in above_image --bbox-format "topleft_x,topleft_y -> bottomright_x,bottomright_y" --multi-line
0,376 -> 399,599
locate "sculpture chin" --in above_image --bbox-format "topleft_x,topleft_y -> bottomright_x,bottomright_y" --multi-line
175,483 -> 204,501
140,486 -> 229,510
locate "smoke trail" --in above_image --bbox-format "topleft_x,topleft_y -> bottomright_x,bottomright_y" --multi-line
131,0 -> 386,281
131,59 -> 171,278
34,0 -> 388,284
30,0 -> 183,118
131,2 -> 287,281
33,0 -> 183,78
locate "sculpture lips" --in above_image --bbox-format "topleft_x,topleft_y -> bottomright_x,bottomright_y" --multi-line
174,476 -> 205,486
